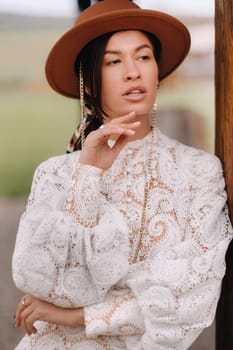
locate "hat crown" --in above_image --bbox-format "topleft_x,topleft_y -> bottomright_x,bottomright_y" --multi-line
76,0 -> 140,25
46,0 -> 190,98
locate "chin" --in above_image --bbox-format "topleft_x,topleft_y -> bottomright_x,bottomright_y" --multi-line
133,108 -> 151,117
107,105 -> 151,119
131,103 -> 153,115
121,105 -> 151,116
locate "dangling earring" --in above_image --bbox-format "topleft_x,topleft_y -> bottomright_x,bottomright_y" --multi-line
79,61 -> 86,148
151,103 -> 157,131
66,63 -> 88,153
151,81 -> 159,130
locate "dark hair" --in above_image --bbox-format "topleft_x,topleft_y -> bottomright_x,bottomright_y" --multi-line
73,30 -> 161,150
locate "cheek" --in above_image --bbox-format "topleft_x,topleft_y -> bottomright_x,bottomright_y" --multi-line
101,74 -> 119,107
149,64 -> 159,86
101,84 -> 113,108
146,67 -> 158,95
102,71 -> 119,91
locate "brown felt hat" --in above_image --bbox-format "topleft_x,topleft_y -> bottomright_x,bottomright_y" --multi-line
45,0 -> 191,98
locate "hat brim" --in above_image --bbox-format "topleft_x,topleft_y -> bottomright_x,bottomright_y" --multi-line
45,9 -> 191,98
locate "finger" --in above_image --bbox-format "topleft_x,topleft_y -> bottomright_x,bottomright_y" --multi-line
24,318 -> 37,335
15,295 -> 32,328
102,121 -> 141,135
22,309 -> 37,335
90,125 -> 136,143
15,301 -> 27,328
15,305 -> 23,328
105,119 -> 141,133
20,304 -> 38,335
99,121 -> 141,146
115,120 -> 141,131
111,134 -> 131,154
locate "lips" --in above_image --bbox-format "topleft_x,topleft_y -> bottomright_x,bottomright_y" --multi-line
123,86 -> 146,96
122,86 -> 146,101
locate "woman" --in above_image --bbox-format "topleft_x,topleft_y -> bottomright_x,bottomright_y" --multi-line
12,0 -> 232,349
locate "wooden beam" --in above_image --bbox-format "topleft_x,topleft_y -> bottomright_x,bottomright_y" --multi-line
215,0 -> 233,349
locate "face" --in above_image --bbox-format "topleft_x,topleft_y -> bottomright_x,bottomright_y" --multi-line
101,30 -> 158,120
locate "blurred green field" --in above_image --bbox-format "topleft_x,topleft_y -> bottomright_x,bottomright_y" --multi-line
0,28 -> 214,197
0,28 -> 78,196
0,90 -> 78,196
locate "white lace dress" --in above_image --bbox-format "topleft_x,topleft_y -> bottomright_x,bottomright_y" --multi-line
12,129 -> 232,350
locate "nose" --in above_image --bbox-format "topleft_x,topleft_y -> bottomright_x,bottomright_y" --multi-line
124,59 -> 140,81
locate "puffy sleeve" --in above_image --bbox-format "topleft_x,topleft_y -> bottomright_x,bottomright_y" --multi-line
83,155 -> 233,349
12,155 -> 129,307
127,155 -> 233,349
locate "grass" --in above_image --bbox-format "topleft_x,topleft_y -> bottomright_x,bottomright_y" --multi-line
0,90 -> 78,195
0,28 -> 215,196
0,27 -> 78,196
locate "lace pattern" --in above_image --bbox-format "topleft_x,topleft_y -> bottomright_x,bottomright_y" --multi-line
13,154 -> 130,307
12,129 -> 232,349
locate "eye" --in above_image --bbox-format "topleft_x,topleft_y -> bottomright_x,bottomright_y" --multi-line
137,55 -> 151,61
106,59 -> 121,66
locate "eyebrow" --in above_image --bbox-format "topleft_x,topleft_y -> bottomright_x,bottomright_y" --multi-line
104,44 -> 153,55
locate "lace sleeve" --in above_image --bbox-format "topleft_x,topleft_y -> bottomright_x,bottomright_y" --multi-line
12,156 -> 129,307
82,155 -> 232,349
126,155 -> 233,349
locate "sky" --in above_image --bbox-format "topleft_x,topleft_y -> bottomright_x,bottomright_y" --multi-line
0,0 -> 214,17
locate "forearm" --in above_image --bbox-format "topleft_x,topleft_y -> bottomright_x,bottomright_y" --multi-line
57,307 -> 85,328
16,295 -> 85,336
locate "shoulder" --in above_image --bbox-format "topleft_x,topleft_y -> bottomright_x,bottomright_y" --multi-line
157,129 -> 223,182
32,151 -> 80,183
27,152 -> 81,200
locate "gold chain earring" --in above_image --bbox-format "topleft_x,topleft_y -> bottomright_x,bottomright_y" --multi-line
79,62 -> 86,148
151,103 -> 157,131
151,81 -> 159,131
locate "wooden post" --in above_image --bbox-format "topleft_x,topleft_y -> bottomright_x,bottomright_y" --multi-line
215,0 -> 233,349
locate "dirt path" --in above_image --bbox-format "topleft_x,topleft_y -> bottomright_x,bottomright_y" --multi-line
0,197 -> 215,350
